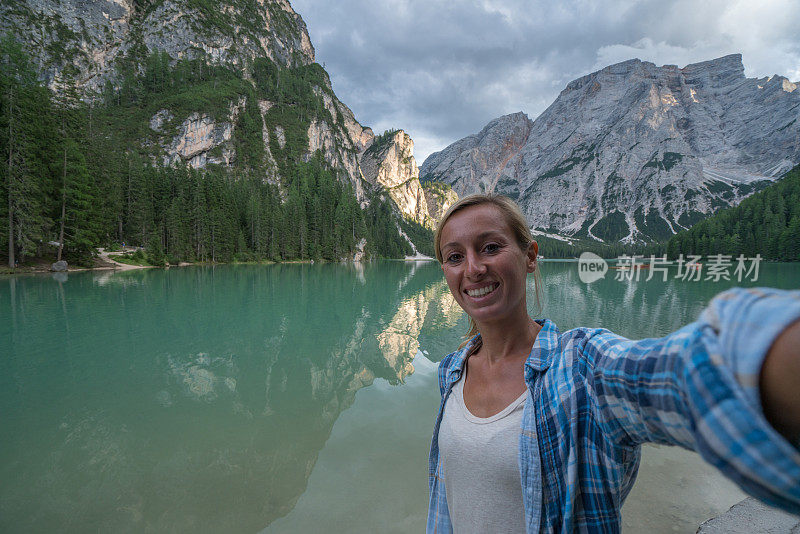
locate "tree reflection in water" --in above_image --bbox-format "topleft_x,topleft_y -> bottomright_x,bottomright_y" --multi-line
4,261 -> 797,531
0,262 -> 461,532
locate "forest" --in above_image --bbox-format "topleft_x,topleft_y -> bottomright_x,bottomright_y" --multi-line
661,165 -> 800,261
0,34 -> 422,269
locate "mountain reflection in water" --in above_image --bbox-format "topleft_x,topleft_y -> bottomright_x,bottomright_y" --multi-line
2,261 -> 798,532
0,262 -> 461,532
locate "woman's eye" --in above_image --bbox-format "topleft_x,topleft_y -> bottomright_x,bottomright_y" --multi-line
484,243 -> 500,254
446,253 -> 463,264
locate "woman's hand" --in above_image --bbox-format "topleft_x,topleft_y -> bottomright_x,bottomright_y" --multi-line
760,318 -> 800,448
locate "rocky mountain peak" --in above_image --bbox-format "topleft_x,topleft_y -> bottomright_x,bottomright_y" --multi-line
2,0 -> 444,262
679,53 -> 744,85
564,54 -> 747,98
422,112 -> 533,195
421,54 -> 800,243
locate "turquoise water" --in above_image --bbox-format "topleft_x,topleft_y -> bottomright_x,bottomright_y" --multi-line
1,261 -> 798,532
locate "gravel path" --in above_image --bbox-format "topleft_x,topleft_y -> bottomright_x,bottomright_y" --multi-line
97,248 -> 151,271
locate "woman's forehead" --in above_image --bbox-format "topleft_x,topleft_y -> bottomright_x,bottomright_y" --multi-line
441,204 -> 513,243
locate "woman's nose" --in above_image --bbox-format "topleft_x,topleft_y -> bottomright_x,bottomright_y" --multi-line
465,251 -> 486,278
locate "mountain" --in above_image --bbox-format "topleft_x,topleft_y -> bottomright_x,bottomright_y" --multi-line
0,0 -> 315,92
0,0 -> 444,265
0,0 -> 373,196
421,55 -> 800,243
360,129 -> 457,231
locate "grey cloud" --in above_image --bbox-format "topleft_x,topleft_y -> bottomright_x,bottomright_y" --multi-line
292,0 -> 800,163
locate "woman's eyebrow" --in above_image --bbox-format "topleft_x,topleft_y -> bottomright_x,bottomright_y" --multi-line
475,231 -> 505,240
442,231 -> 506,250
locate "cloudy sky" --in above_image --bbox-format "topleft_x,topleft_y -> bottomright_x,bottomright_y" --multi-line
291,0 -> 800,164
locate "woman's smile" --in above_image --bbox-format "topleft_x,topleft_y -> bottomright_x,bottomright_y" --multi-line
465,282 -> 500,299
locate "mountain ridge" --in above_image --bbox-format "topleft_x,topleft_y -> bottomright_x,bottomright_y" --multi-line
0,0 -> 316,93
663,164 -> 800,261
421,54 -> 800,243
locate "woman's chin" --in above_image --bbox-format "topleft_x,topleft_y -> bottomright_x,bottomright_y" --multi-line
465,305 -> 508,326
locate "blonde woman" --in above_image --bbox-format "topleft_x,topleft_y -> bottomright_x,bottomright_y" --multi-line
427,194 -> 800,533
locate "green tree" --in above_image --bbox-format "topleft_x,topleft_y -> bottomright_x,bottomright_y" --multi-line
56,137 -> 96,261
0,35 -> 56,266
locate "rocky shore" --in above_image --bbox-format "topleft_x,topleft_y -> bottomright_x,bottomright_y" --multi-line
698,498 -> 800,533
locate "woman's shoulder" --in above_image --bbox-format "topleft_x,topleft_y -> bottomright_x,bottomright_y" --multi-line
439,335 -> 480,368
437,349 -> 460,374
534,322 -> 633,381
435,337 -> 478,393
535,319 -> 617,362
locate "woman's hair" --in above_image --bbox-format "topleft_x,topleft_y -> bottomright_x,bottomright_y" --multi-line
433,193 -> 544,347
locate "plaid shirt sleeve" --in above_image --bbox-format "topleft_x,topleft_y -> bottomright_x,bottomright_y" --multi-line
583,287 -> 800,513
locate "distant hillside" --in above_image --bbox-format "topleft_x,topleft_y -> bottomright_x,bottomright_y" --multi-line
665,165 -> 800,261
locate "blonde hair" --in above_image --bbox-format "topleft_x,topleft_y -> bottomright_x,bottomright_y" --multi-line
434,193 -> 544,348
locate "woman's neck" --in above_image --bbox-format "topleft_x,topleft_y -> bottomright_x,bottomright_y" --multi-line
474,310 -> 541,366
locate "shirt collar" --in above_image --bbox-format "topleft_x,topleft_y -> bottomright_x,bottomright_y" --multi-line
525,319 -> 559,377
445,318 -> 560,385
445,336 -> 477,385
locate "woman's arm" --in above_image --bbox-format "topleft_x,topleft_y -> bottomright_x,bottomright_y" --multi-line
761,317 -> 800,446
584,287 -> 800,513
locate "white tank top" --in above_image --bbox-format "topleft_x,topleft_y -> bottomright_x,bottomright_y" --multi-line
438,362 -> 528,533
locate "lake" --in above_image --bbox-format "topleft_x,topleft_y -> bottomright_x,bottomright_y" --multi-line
2,261 -> 799,533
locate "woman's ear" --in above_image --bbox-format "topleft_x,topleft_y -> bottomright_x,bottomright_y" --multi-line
526,241 -> 538,272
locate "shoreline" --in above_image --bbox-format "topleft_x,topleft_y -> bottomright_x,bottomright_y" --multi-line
0,251 -> 377,276
5,253 -> 792,276
403,254 -> 435,261
0,248 -> 155,275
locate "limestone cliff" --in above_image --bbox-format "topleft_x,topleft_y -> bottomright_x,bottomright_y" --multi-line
152,96 -> 245,168
422,55 -> 800,243
421,180 -> 458,223
0,0 -> 382,205
0,0 -> 315,94
359,130 -> 434,228
306,86 -> 374,201
2,0 -> 439,253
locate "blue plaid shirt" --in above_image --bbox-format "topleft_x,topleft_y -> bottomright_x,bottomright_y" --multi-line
428,287 -> 800,533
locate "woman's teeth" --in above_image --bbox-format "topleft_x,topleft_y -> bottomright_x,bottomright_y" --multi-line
467,283 -> 497,297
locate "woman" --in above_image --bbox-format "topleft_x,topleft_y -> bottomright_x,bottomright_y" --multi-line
427,194 -> 800,533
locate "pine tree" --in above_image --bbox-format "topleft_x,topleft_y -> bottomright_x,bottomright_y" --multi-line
57,137 -> 96,260
0,35 -> 55,266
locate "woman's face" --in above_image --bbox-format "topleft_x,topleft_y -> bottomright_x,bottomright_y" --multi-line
438,203 -> 537,326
